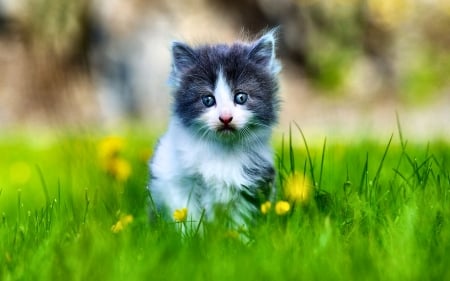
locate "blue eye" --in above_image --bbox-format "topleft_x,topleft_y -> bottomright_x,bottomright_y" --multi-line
234,92 -> 248,105
202,95 -> 216,107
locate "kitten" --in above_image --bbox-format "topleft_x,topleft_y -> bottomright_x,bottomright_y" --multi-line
148,29 -> 281,227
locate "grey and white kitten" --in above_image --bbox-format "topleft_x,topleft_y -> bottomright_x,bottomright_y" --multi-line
148,30 -> 281,227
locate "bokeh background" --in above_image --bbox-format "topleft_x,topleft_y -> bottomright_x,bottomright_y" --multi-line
0,0 -> 449,140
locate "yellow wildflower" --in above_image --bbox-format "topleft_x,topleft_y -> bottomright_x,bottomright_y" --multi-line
284,173 -> 312,205
260,201 -> 272,215
111,214 -> 133,233
275,201 -> 291,216
109,158 -> 132,182
98,136 -> 124,162
97,136 -> 132,182
173,208 -> 188,222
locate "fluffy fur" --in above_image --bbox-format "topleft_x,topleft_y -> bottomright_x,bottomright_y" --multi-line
148,30 -> 281,227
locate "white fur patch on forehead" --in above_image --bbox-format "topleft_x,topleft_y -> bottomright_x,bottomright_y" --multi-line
199,70 -> 252,131
213,70 -> 233,108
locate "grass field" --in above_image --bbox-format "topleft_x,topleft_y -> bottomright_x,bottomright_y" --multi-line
0,125 -> 449,280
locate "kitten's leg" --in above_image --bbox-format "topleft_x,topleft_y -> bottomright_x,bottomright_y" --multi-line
148,177 -> 205,226
235,165 -> 276,225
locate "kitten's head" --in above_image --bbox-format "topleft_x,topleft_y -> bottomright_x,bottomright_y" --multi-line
169,29 -> 281,144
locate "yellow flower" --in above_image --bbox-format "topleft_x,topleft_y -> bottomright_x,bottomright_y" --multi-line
284,173 -> 312,205
111,214 -> 133,233
275,201 -> 291,216
260,201 -> 272,215
98,136 -> 124,162
110,158 -> 132,182
173,208 -> 188,222
97,136 -> 132,182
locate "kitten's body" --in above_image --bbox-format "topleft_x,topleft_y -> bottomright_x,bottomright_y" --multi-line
149,30 -> 280,226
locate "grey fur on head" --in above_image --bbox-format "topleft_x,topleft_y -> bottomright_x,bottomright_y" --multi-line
169,29 -> 281,87
168,29 -> 281,132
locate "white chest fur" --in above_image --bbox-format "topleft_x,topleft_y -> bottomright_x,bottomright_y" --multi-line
149,119 -> 273,222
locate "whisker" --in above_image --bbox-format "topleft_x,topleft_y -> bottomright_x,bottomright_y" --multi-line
247,120 -> 272,129
239,127 -> 265,151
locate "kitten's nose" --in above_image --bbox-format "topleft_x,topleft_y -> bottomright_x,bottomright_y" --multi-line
219,115 -> 233,125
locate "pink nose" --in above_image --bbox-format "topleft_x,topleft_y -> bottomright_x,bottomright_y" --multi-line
219,115 -> 233,125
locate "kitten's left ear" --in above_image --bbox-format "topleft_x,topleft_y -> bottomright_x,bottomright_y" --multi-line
248,29 -> 281,75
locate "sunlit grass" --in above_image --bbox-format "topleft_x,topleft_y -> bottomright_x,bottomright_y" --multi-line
0,127 -> 449,280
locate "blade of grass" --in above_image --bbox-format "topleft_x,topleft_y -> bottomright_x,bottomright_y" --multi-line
392,168 -> 412,189
277,133 -> 288,181
372,134 -> 393,188
359,152 -> 369,197
194,209 -> 206,237
17,189 -> 22,223
83,188 -> 90,224
396,113 -> 419,174
396,112 -> 405,150
393,113 -> 406,183
36,165 -> 50,206
280,133 -> 285,167
147,188 -> 163,224
57,181 -> 61,212
289,123 -> 295,174
318,138 -> 327,191
293,121 -> 316,187
396,114 -> 420,177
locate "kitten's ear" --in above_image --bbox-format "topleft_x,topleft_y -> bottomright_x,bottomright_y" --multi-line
169,42 -> 197,86
171,42 -> 197,74
248,29 -> 281,75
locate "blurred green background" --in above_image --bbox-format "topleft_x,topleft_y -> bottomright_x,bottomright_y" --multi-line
0,0 -> 449,139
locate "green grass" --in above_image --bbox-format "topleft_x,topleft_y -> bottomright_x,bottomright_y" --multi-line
1,127 -> 449,280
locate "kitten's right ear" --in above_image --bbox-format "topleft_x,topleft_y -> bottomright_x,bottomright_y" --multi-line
169,42 -> 197,87
171,42 -> 197,75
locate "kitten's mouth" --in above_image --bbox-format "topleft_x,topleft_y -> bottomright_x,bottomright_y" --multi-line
217,125 -> 237,134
